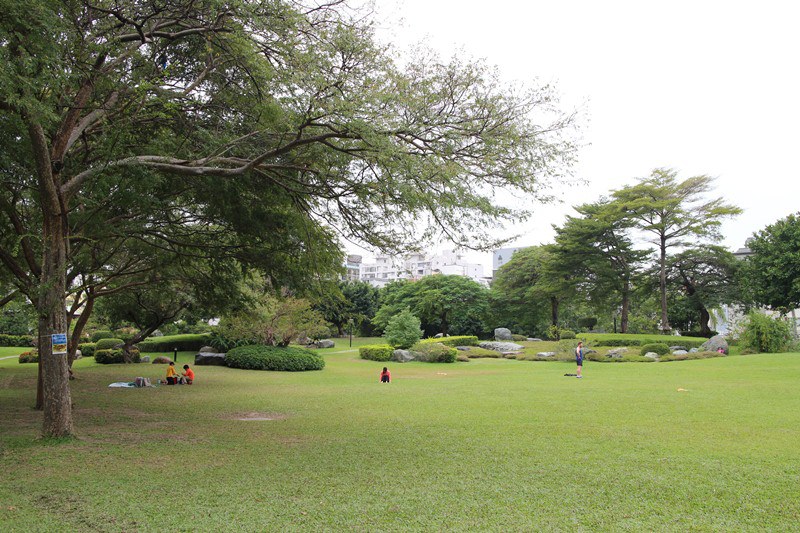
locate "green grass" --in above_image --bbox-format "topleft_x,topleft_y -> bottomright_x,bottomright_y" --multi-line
1,339 -> 799,530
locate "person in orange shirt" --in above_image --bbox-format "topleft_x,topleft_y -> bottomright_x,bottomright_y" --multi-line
165,362 -> 178,385
379,367 -> 390,383
181,364 -> 195,384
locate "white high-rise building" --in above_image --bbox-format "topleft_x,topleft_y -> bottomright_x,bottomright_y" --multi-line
360,249 -> 485,287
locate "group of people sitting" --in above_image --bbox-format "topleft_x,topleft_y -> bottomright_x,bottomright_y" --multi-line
164,362 -> 194,385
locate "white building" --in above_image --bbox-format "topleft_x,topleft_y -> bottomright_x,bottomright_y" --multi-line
360,249 -> 486,287
492,247 -> 525,277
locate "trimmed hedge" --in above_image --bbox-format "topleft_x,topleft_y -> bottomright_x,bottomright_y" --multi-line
95,348 -> 141,364
417,336 -> 479,348
138,333 -> 212,353
18,351 -> 38,363
78,342 -> 96,358
580,334 -> 706,349
559,330 -> 577,339
359,344 -> 393,362
640,343 -> 670,356
95,338 -> 124,350
90,330 -> 114,342
410,342 -> 457,363
0,334 -> 35,347
225,345 -> 324,371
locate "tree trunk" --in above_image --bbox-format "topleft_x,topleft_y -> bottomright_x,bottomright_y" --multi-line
699,307 -> 711,337
659,237 -> 670,333
68,291 -> 95,372
620,284 -> 630,334
550,296 -> 559,326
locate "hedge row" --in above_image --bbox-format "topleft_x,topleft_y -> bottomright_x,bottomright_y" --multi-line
225,345 -> 324,371
95,348 -> 141,364
95,338 -> 124,350
410,342 -> 457,363
78,342 -> 96,358
0,334 -> 34,347
580,336 -> 706,349
417,336 -> 478,348
359,344 -> 393,362
138,333 -> 211,352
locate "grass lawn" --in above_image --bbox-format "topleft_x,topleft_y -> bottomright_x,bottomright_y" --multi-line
1,338 -> 799,531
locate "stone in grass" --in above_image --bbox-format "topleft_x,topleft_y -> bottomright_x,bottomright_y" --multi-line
456,346 -> 471,351
140,355 -> 151,363
391,349 -> 416,363
672,350 -> 688,355
607,348 -> 628,359
527,338 -> 543,342
536,351 -> 556,358
195,352 -> 227,365
700,335 -> 729,355
152,356 -> 172,364
669,345 -> 687,352
314,339 -> 335,349
643,352 -> 659,359
494,328 -> 513,341
479,341 -> 524,352
198,346 -> 217,353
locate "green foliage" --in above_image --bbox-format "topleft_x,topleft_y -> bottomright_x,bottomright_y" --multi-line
359,344 -> 394,362
90,331 -> 114,342
580,333 -> 706,349
410,342 -> 458,363
463,347 -> 504,358
740,312 -> 792,354
417,336 -> 478,347
0,299 -> 36,335
94,348 -> 140,364
577,317 -> 598,331
546,325 -> 561,341
18,351 -> 38,363
95,338 -> 124,350
78,343 -> 96,358
640,343 -> 670,356
225,345 -> 325,371
0,333 -> 34,347
383,309 -> 422,349
138,334 -> 211,353
559,329 -> 576,339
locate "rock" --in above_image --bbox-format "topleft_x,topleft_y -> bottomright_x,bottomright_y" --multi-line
672,350 -> 688,355
456,346 -> 471,351
433,333 -> 444,338
527,338 -> 543,342
152,356 -> 172,364
194,352 -> 227,365
74,350 -> 82,359
494,328 -> 513,341
699,335 -> 729,355
607,348 -> 628,359
314,339 -> 335,349
643,352 -> 659,359
669,345 -> 687,352
391,349 -> 416,363
151,329 -> 164,337
479,341 -> 524,352
585,349 -> 597,355
536,351 -> 556,358
140,355 -> 151,363
199,346 -> 217,353
689,348 -> 699,353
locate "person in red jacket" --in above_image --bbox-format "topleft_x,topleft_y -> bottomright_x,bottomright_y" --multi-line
379,367 -> 391,383
181,364 -> 195,384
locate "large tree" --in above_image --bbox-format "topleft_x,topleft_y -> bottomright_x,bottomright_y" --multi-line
611,169 -> 740,333
1,1 -> 576,436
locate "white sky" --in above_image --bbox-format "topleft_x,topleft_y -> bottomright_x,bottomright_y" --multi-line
353,0 -> 800,269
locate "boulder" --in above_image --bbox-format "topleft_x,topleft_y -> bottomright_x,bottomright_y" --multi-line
152,356 -> 172,364
314,339 -> 335,349
536,351 -> 556,358
699,335 -> 729,355
151,330 -> 164,337
433,333 -> 444,338
479,341 -> 524,352
494,328 -> 513,341
643,352 -> 659,359
527,338 -> 543,342
194,352 -> 226,365
672,350 -> 688,355
607,348 -> 628,359
456,346 -> 471,351
75,350 -> 82,359
198,346 -> 217,353
689,348 -> 699,353
669,345 -> 687,352
140,355 -> 151,363
391,349 -> 416,363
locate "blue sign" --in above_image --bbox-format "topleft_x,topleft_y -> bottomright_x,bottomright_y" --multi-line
52,333 -> 68,355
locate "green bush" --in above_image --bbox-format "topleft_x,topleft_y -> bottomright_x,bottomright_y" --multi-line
546,325 -> 560,340
90,330 -> 114,342
640,343 -> 670,356
0,334 -> 35,347
410,342 -> 457,363
78,342 -> 96,358
417,336 -> 479,348
577,317 -> 598,331
464,347 -> 503,358
559,329 -> 576,339
95,338 -> 124,350
94,348 -> 141,364
359,344 -> 394,362
740,312 -> 792,354
383,309 -> 422,349
225,345 -> 325,371
138,333 -> 212,353
18,350 -> 38,363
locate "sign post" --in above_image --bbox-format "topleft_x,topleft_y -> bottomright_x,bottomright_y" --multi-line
51,333 -> 68,355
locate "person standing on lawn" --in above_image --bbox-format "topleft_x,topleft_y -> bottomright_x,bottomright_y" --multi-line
575,341 -> 584,378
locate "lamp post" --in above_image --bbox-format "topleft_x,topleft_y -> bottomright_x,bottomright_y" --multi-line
348,318 -> 354,348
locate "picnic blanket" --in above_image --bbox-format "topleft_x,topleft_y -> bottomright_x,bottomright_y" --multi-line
108,382 -> 135,388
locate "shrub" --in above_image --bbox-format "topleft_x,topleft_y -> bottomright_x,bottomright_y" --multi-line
410,342 -> 457,363
18,350 -> 38,363
546,325 -> 560,340
78,342 -> 96,358
95,348 -> 141,364
359,344 -> 394,362
417,336 -> 479,348
90,330 -> 114,342
225,345 -> 325,371
152,356 -> 172,364
577,317 -> 598,330
95,338 -> 124,350
138,333 -> 212,353
640,343 -> 670,356
740,312 -> 792,353
383,309 -> 422,349
559,329 -> 576,339
0,334 -> 35,347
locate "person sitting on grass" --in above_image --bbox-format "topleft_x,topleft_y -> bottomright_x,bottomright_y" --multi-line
380,367 -> 391,383
166,361 -> 178,385
181,364 -> 195,385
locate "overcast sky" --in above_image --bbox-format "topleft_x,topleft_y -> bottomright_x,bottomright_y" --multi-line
356,0 -> 799,269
